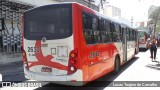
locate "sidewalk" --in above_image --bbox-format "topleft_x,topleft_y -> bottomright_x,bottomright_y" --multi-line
103,48 -> 160,90
0,53 -> 23,80
145,47 -> 160,63
0,61 -> 24,81
113,47 -> 160,81
0,53 -> 22,65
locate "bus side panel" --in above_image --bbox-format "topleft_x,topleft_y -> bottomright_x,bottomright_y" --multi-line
87,43 -> 117,81
72,4 -> 83,81
76,5 -> 117,82
76,5 -> 89,82
76,4 -> 97,82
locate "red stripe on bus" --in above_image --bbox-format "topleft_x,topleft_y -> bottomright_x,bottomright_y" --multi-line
28,40 -> 68,70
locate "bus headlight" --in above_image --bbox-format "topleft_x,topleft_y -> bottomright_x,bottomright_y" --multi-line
57,46 -> 68,57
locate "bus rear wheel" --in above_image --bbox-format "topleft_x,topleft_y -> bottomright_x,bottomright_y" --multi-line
114,57 -> 120,74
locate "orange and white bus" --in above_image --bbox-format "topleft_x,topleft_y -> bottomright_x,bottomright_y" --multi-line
138,30 -> 150,50
22,3 -> 139,86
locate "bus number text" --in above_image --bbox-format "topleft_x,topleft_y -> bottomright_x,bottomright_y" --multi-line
28,47 -> 40,52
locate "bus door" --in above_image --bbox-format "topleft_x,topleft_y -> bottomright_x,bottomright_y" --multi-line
122,27 -> 127,62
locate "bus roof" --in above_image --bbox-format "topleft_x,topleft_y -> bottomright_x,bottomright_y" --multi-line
26,2 -> 135,29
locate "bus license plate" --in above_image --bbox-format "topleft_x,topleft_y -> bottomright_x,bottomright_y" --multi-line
41,67 -> 52,72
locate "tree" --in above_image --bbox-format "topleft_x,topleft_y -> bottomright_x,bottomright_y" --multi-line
148,6 -> 160,35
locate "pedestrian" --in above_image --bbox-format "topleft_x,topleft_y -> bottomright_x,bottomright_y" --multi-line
150,36 -> 157,61
146,37 -> 151,56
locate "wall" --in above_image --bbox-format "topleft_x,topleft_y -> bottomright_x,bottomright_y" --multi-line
0,0 -> 58,65
0,53 -> 22,65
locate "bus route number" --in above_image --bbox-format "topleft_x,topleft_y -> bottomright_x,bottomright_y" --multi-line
90,51 -> 100,58
28,47 -> 40,52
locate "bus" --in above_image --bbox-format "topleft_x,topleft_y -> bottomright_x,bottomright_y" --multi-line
22,2 -> 139,86
138,30 -> 150,50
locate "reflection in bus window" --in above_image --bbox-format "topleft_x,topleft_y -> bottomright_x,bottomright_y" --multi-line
25,7 -> 71,40
112,23 -> 121,42
101,20 -> 112,43
82,12 -> 100,44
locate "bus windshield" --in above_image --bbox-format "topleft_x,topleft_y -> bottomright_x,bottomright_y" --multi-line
24,4 -> 72,40
138,31 -> 144,39
138,31 -> 150,39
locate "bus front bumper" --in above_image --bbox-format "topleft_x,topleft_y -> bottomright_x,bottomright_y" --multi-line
139,44 -> 147,49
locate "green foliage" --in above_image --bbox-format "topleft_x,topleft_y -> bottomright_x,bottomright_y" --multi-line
148,5 -> 159,19
148,6 -> 160,33
136,27 -> 147,30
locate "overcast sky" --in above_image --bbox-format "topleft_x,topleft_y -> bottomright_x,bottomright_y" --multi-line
94,0 -> 160,22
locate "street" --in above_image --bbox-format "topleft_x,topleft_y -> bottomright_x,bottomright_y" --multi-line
1,48 -> 160,90
0,0 -> 160,90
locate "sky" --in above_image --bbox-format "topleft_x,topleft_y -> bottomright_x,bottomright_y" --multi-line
94,0 -> 160,23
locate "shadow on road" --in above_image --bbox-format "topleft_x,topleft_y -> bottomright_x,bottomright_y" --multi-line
146,63 -> 160,70
139,48 -> 148,52
35,57 -> 139,90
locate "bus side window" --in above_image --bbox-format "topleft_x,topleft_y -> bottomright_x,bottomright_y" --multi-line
132,30 -> 135,41
112,23 -> 121,42
119,26 -> 122,41
82,12 -> 100,44
101,20 -> 112,43
126,28 -> 130,41
129,29 -> 132,41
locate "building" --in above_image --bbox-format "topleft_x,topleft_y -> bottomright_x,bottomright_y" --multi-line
102,5 -> 133,26
103,5 -> 121,18
0,0 -> 34,65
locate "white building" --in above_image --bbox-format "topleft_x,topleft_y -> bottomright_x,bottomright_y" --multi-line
103,5 -> 132,26
103,5 -> 121,18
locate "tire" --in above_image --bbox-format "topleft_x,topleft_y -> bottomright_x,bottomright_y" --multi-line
114,57 -> 120,74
